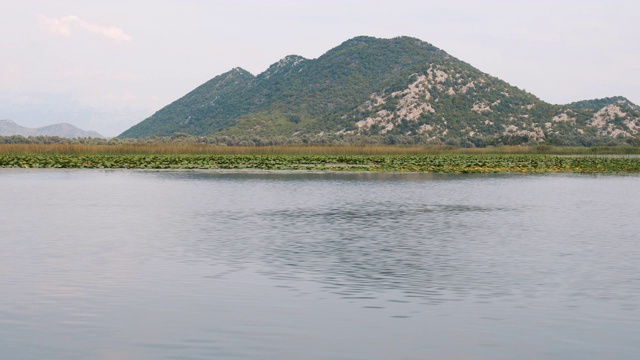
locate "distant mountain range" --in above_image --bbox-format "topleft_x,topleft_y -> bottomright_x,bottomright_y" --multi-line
0,119 -> 104,138
119,36 -> 639,145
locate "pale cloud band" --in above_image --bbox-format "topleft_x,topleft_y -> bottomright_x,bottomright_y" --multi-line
38,15 -> 132,42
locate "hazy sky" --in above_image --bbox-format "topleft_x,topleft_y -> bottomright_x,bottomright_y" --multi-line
1,0 -> 639,136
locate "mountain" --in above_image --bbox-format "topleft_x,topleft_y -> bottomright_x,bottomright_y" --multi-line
118,36 -> 640,145
0,120 -> 104,138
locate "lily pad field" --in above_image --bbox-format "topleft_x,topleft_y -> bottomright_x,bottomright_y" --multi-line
0,144 -> 639,173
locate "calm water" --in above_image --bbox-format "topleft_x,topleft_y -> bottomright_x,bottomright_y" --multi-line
0,170 -> 639,359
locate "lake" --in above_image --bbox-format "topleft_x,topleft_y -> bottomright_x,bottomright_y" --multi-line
0,170 -> 639,359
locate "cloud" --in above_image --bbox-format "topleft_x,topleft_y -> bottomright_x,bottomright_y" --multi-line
38,14 -> 132,42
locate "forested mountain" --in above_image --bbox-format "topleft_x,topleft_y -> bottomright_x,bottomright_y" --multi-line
119,36 -> 640,146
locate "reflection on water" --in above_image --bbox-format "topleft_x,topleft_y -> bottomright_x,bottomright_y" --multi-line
0,170 -> 639,359
261,203 -> 509,301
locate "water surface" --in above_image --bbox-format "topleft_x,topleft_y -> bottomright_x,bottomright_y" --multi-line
0,170 -> 639,359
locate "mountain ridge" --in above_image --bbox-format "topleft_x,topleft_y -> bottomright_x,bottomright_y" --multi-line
119,36 -> 639,145
0,119 -> 104,138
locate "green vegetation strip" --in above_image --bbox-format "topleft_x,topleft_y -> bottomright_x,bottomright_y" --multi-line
1,154 -> 639,173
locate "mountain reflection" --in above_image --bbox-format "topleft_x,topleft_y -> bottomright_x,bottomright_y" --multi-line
255,202 -> 509,302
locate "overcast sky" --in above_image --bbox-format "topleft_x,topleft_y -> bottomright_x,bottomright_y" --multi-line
1,0 -> 639,136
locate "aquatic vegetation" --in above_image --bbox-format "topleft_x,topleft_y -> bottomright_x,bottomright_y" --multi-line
0,143 -> 637,173
0,152 -> 638,173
